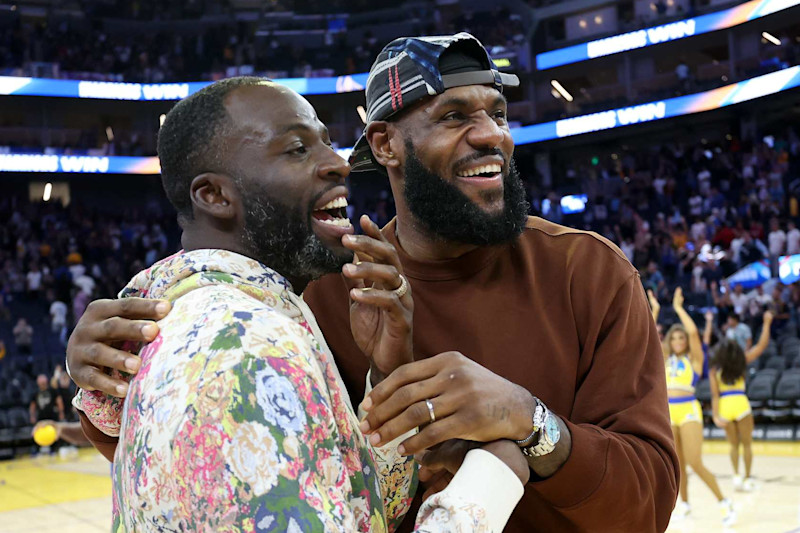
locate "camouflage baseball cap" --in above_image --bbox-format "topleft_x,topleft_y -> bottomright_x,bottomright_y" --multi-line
350,32 -> 519,173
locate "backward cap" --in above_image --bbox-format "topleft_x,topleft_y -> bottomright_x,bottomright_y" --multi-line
350,32 -> 519,173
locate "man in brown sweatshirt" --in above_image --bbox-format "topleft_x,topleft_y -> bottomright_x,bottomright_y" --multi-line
66,33 -> 678,531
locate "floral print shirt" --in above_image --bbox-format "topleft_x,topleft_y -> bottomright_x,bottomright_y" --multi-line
74,249 -> 521,532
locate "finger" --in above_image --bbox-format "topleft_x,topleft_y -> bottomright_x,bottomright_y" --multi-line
341,234 -> 402,271
359,214 -> 389,243
418,442 -> 475,472
398,417 -> 463,457
361,375 -> 443,433
349,288 -> 412,321
85,298 -> 171,320
79,367 -> 130,397
81,341 -> 143,376
360,355 -> 451,411
343,262 -> 402,291
367,396 -> 458,448
85,317 -> 160,344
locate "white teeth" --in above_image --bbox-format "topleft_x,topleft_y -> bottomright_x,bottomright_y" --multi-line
319,217 -> 352,228
317,196 -> 348,211
457,164 -> 502,177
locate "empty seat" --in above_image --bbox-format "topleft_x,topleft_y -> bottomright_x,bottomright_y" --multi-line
764,356 -> 788,372
747,371 -> 778,412
771,371 -> 800,419
779,335 -> 800,353
0,410 -> 8,429
6,407 -> 30,429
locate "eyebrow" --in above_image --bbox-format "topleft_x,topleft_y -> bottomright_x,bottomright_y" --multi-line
276,122 -> 330,141
434,93 -> 508,110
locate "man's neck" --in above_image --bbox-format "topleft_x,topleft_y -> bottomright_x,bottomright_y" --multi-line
394,214 -> 478,262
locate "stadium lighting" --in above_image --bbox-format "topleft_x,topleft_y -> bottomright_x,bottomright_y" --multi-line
551,80 -> 574,102
159,114 -> 166,127
105,126 -> 114,142
762,32 -> 781,46
594,15 -> 603,25
356,105 -> 367,124
43,183 -> 52,202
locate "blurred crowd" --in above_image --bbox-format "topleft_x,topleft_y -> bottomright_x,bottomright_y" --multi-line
536,128 -> 800,335
0,196 -> 178,351
0,2 -> 523,82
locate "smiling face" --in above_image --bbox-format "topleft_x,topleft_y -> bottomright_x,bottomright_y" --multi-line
381,84 -> 528,245
220,83 -> 354,281
669,329 -> 688,355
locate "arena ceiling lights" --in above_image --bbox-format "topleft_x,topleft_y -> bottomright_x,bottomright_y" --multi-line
535,0 -> 800,71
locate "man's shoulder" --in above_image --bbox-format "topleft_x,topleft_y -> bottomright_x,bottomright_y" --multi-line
520,217 -> 637,276
168,285 -> 312,348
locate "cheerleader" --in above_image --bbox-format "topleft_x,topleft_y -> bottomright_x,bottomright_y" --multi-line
649,288 -> 735,525
711,311 -> 774,492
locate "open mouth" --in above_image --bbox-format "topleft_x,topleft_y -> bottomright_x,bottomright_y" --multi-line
311,195 -> 351,228
456,163 -> 503,179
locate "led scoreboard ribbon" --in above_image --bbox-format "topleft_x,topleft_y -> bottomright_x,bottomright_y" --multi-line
536,0 -> 800,70
2,66 -> 799,173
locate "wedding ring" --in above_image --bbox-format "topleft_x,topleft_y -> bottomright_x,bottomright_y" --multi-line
425,399 -> 436,423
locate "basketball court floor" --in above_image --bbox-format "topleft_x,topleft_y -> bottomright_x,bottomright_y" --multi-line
0,442 -> 798,532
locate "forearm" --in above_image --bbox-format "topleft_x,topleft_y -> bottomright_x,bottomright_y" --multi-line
527,420 -> 677,531
673,306 -> 698,335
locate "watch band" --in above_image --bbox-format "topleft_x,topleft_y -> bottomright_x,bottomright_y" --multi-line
515,397 -> 545,447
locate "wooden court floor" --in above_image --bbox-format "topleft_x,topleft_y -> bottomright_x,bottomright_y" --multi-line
0,442 -> 798,532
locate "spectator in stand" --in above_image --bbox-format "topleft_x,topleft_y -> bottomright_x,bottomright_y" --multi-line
0,339 -> 5,361
13,317 -> 33,355
725,314 -> 753,351
771,286 -> 791,334
767,218 -> 787,275
56,372 -> 78,422
787,220 -> 800,256
26,263 -> 44,300
49,297 -> 68,334
728,283 -> 749,317
645,260 -> 667,299
29,374 -> 64,426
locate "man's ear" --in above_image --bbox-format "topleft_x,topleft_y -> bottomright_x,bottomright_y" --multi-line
366,121 -> 401,170
189,173 -> 238,220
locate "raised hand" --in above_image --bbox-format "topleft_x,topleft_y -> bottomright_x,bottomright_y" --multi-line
672,286 -> 684,309
341,215 -> 413,380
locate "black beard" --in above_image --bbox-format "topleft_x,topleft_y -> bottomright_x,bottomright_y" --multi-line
402,141 -> 529,246
239,181 -> 351,286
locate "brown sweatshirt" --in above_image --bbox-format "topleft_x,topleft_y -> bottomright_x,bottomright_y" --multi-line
304,216 -> 678,532
80,216 -> 678,532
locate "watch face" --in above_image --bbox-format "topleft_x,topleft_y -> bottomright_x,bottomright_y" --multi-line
544,414 -> 560,442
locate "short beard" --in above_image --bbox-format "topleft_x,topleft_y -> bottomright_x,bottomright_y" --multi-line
402,141 -> 529,246
238,180 -> 351,285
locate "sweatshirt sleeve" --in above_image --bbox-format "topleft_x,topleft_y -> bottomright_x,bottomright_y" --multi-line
528,272 -> 679,532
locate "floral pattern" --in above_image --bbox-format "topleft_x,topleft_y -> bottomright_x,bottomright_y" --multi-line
74,249 -> 505,532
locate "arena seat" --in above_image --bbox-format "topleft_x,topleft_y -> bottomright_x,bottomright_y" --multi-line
771,370 -> 800,421
747,371 -> 778,416
764,356 -> 788,372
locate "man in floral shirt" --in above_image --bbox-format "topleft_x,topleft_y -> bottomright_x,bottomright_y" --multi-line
72,78 -> 528,531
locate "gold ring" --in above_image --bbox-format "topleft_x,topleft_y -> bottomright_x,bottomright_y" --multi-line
393,274 -> 409,298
